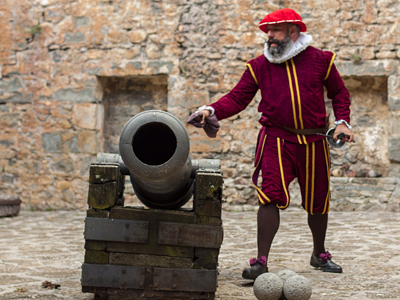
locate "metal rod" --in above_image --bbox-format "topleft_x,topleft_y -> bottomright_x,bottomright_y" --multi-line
316,132 -> 355,142
316,133 -> 331,138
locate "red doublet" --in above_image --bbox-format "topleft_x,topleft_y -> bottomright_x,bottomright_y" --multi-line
209,46 -> 350,213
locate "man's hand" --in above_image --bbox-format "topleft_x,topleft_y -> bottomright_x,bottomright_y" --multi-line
200,109 -> 211,124
333,124 -> 354,143
187,108 -> 219,138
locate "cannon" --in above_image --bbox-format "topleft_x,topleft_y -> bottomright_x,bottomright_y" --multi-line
97,110 -> 220,210
82,110 -> 223,300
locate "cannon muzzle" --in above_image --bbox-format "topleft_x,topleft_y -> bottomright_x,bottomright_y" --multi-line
103,110 -> 218,210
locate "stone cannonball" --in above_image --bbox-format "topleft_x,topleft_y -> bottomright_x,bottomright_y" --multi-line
253,273 -> 283,300
276,269 -> 297,283
283,275 -> 312,300
277,269 -> 298,299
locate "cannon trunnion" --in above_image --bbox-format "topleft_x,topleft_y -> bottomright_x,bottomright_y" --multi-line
81,111 -> 223,300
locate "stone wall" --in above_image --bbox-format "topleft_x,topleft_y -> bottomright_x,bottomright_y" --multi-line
226,177 -> 400,213
1,0 -> 400,211
330,76 -> 389,176
288,177 -> 400,212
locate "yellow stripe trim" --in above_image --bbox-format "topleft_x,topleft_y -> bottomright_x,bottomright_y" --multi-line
310,142 -> 316,215
285,61 -> 298,129
322,139 -> 331,214
251,134 -> 270,204
305,143 -> 309,213
324,53 -> 337,81
302,135 -> 307,144
297,135 -> 303,144
290,58 -> 304,129
245,63 -> 258,85
276,138 -> 290,209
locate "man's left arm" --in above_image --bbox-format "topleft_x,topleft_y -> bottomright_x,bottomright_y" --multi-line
324,60 -> 355,143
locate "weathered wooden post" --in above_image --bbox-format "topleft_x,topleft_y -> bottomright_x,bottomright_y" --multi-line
81,111 -> 223,300
0,195 -> 22,217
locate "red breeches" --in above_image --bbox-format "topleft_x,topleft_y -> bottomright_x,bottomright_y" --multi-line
252,135 -> 331,214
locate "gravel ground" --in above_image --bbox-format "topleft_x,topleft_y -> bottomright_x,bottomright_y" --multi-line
1,207 -> 400,299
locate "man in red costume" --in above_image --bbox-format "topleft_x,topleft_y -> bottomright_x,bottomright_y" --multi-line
188,8 -> 354,279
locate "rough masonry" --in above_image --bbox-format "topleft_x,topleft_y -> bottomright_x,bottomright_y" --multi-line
1,0 -> 400,210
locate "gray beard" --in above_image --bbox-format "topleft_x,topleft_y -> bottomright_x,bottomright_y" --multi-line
268,35 -> 294,58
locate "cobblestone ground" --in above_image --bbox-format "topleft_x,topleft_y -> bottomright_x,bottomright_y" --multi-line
1,207 -> 400,300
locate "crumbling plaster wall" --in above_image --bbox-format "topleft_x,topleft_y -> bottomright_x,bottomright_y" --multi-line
0,0 -> 400,210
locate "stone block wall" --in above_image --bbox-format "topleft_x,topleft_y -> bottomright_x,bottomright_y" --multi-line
226,177 -> 400,213
287,177 -> 400,212
1,0 -> 400,211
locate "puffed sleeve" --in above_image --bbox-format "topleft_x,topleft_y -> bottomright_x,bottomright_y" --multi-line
209,62 -> 259,121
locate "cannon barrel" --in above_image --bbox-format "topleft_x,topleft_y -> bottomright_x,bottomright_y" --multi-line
105,110 -> 219,210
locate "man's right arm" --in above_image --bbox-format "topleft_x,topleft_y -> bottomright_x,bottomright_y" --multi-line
208,66 -> 259,121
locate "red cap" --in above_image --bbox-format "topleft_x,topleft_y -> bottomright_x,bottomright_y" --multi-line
259,8 -> 307,34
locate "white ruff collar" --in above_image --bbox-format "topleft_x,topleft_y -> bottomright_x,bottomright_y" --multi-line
264,33 -> 313,64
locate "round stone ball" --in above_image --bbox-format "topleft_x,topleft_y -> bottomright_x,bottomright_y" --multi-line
253,273 -> 283,300
283,275 -> 312,300
276,269 -> 297,283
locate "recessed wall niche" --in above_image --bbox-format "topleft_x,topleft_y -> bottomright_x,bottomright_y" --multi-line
98,75 -> 169,153
325,76 -> 389,176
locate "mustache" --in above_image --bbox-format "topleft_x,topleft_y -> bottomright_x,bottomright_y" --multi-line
267,38 -> 281,47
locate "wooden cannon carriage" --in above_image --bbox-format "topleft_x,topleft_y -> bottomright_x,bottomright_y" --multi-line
81,111 -> 223,300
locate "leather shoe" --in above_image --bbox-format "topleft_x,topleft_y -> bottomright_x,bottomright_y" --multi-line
310,251 -> 343,273
242,261 -> 268,280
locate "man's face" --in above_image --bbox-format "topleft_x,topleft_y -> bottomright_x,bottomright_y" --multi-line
266,24 -> 293,57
